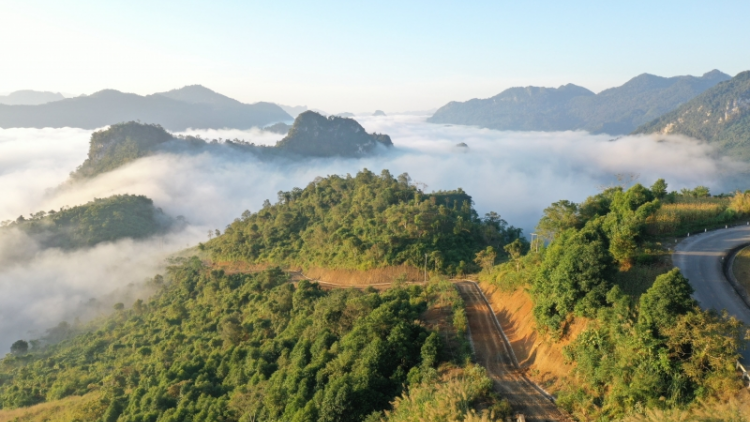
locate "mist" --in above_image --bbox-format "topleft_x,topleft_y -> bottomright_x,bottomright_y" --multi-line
0,116 -> 745,352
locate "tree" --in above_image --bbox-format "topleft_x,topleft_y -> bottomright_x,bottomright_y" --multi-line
639,268 -> 696,330
10,340 -> 28,355
474,246 -> 497,271
650,178 -> 668,199
536,200 -> 580,241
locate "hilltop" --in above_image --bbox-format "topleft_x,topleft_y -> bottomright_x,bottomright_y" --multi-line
1,194 -> 177,250
276,111 -> 392,157
206,169 -> 524,273
429,70 -> 730,134
0,85 -> 291,131
634,70 -> 750,159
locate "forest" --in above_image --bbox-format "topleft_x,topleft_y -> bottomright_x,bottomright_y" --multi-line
482,180 -> 750,419
205,169 -> 523,275
0,258 -> 508,421
0,194 -> 178,249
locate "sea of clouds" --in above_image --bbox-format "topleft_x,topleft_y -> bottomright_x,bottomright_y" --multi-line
0,115 -> 746,352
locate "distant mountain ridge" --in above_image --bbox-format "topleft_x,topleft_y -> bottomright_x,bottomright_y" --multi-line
428,70 -> 731,134
71,112 -> 393,179
0,85 -> 292,131
634,70 -> 750,159
0,90 -> 64,105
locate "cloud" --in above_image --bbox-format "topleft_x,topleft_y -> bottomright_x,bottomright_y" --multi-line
0,117 -> 746,352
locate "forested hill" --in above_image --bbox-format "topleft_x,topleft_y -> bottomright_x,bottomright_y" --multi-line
71,116 -> 395,180
0,194 -> 178,250
276,111 -> 392,157
0,85 -> 291,131
428,70 -> 729,134
206,169 -> 523,274
634,70 -> 750,159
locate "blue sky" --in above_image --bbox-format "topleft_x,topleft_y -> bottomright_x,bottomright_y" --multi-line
1,0 -> 748,112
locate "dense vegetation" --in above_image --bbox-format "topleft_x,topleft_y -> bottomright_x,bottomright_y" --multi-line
0,257 -> 505,421
71,123 -> 175,179
0,195 -> 176,249
0,85 -> 291,131
481,180 -> 749,419
428,70 -> 729,135
206,169 -> 523,274
635,70 -> 750,159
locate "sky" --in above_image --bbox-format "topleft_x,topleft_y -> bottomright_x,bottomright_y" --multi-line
1,0 -> 749,112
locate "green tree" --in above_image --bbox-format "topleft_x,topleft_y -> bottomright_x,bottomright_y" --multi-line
650,178 -> 668,199
10,340 -> 28,355
536,200 -> 580,241
638,268 -> 696,330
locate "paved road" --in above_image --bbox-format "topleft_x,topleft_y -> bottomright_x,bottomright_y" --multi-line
673,226 -> 750,363
456,281 -> 568,422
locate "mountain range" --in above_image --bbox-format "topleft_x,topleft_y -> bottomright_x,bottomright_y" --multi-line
71,111 -> 393,179
0,90 -> 65,105
634,71 -> 750,159
428,70 -> 731,135
0,85 -> 291,131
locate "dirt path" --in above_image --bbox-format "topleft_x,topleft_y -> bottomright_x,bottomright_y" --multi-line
292,272 -> 568,420
456,281 -> 568,422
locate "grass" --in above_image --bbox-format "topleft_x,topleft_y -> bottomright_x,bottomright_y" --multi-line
0,392 -> 105,422
732,247 -> 750,296
645,198 -> 732,237
377,364 -> 511,422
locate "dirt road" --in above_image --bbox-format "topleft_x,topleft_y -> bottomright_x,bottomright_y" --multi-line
456,281 -> 567,422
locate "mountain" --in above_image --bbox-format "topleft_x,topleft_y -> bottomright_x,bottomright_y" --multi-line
634,70 -> 750,159
0,85 -> 292,131
0,90 -> 65,105
71,113 -> 394,179
275,111 -> 393,157
263,121 -> 291,134
429,70 -> 731,134
429,84 -> 594,131
2,194 -> 176,250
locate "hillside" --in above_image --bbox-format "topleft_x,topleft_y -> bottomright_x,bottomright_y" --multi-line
634,70 -> 750,159
275,111 -> 393,157
429,70 -> 730,134
0,90 -> 64,106
206,169 -> 524,273
0,248 -> 503,420
0,86 -> 291,131
1,194 -> 176,250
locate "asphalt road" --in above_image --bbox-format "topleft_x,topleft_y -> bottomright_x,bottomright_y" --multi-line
673,226 -> 750,363
456,281 -> 568,422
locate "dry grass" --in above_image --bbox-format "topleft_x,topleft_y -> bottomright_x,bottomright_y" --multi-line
646,201 -> 728,236
733,247 -> 750,295
0,392 -> 105,422
619,389 -> 750,422
303,265 -> 423,286
381,364 -> 508,422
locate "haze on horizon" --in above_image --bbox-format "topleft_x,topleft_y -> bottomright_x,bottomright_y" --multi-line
2,0 -> 749,112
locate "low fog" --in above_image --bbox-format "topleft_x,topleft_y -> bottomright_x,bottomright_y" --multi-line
0,116 -> 745,352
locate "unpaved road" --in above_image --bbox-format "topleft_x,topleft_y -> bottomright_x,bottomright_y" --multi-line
673,226 -> 750,363
456,281 -> 567,422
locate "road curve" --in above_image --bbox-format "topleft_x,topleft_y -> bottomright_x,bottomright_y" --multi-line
456,281 -> 568,422
672,226 -> 750,363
